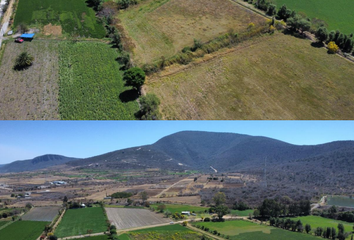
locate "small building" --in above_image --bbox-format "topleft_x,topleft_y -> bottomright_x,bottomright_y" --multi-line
81,203 -> 86,208
181,211 -> 190,216
19,33 -> 35,41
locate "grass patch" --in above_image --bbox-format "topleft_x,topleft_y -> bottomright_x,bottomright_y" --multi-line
78,235 -> 110,240
58,41 -> 139,119
55,207 -> 107,238
118,0 -> 265,64
0,220 -> 49,240
150,204 -> 208,214
13,0 -> 105,37
0,221 -> 9,227
291,216 -> 354,234
272,0 -> 354,34
230,209 -> 254,216
234,228 -> 322,240
146,33 -> 354,120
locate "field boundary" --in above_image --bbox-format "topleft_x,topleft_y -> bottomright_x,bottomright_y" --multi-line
51,208 -> 66,232
186,224 -> 221,240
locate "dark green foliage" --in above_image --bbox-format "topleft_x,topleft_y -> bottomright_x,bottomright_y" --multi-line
267,4 -> 277,16
215,205 -> 229,220
116,51 -> 132,70
287,15 -> 311,33
328,30 -> 336,42
305,224 -> 311,234
136,93 -> 161,120
49,236 -> 58,240
117,0 -> 137,9
123,67 -> 146,94
87,0 -> 103,11
14,52 -> 34,70
315,27 -> 328,42
277,5 -> 292,21
255,0 -> 269,11
233,201 -> 249,211
192,39 -> 203,51
111,192 -> 133,198
204,217 -> 211,222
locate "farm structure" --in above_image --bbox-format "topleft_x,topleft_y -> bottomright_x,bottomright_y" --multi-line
22,206 -> 61,221
105,208 -> 170,230
19,33 -> 35,41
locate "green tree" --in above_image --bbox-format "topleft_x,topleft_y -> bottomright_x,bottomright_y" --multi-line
215,205 -> 229,220
267,4 -> 276,16
331,227 -> 336,240
287,15 -> 311,34
277,5 -> 292,21
305,224 -> 311,234
123,67 -> 146,94
213,192 -> 226,206
14,52 -> 34,70
343,38 -> 354,53
137,94 -> 161,120
141,191 -> 148,203
315,27 -> 329,43
157,204 -> 166,213
338,223 -> 344,234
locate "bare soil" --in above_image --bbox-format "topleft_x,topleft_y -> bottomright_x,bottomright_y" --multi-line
43,24 -> 62,36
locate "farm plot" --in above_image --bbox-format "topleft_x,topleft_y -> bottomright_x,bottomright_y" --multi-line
118,0 -> 265,64
291,216 -> 354,234
22,206 -> 60,222
58,41 -> 139,120
146,33 -> 354,120
150,204 -> 208,214
271,0 -> 354,34
13,0 -> 105,38
55,207 -> 107,238
105,208 -> 170,230
0,40 -> 59,120
0,220 -> 49,240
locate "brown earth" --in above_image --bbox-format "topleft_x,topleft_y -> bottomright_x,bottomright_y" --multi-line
43,24 -> 62,36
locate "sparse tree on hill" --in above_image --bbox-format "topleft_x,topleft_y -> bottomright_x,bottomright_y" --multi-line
123,67 -> 145,95
213,192 -> 226,206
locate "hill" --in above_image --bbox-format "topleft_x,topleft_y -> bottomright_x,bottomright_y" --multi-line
0,154 -> 80,173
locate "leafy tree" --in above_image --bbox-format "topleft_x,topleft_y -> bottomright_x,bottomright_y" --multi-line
338,223 -> 344,234
277,5 -> 292,21
328,30 -> 336,42
48,236 -> 58,240
315,27 -> 329,43
112,32 -> 122,50
343,38 -> 354,53
296,220 -> 303,232
326,227 -> 332,238
327,41 -> 339,54
14,52 -> 34,70
287,15 -> 311,34
267,4 -> 276,16
253,209 -> 260,218
215,205 -> 229,220
331,227 -> 336,240
305,224 -> 311,234
213,192 -> 226,206
140,191 -> 148,202
137,93 -> 161,120
63,196 -> 68,203
123,67 -> 146,94
157,204 -> 166,213
315,227 -> 323,236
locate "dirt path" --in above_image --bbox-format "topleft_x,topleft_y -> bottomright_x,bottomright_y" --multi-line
58,232 -> 105,240
154,177 -> 190,198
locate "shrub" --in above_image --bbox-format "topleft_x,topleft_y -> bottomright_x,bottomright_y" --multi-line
14,52 -> 34,70
123,67 -> 145,94
327,41 -> 339,53
136,93 -> 161,120
204,217 -> 211,222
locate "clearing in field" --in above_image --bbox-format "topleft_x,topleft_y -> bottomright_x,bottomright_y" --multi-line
58,41 -> 139,120
0,220 -> 49,240
13,0 -> 105,38
118,0 -> 265,65
271,0 -> 354,34
0,40 -> 59,120
291,216 -> 354,234
146,33 -> 354,120
21,206 -> 60,222
55,207 -> 107,238
105,208 -> 170,230
120,224 -> 202,240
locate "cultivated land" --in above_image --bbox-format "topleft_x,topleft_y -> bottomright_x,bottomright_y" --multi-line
22,206 -> 60,221
0,220 -> 49,240
118,0 -> 265,64
292,216 -> 354,234
150,204 -> 208,214
120,224 -> 203,240
79,236 -> 110,240
146,33 -> 354,120
13,0 -> 105,38
0,41 -> 59,120
272,0 -> 354,34
58,41 -> 139,120
105,208 -> 170,230
55,207 -> 107,238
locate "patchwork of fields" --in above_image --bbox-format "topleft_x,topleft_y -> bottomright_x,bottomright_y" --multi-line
146,33 -> 354,120
0,220 -> 49,240
13,0 -> 105,37
272,0 -> 354,34
22,206 -> 60,221
118,0 -> 266,64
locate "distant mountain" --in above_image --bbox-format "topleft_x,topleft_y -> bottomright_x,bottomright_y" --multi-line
67,131 -> 354,172
0,154 -> 80,173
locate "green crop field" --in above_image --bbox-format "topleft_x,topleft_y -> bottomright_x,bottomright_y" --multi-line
327,196 -> 354,208
0,220 -> 49,240
0,221 -> 9,227
13,0 -> 105,38
292,216 -> 354,234
271,0 -> 354,34
150,204 -> 208,214
55,207 -> 107,238
194,220 -> 319,240
121,224 -> 202,240
79,235 -> 110,240
230,209 -> 254,216
147,33 -> 354,120
118,0 -> 265,64
58,41 -> 139,120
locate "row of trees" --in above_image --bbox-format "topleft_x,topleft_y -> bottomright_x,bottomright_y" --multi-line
257,199 -> 311,218
315,28 -> 354,53
313,223 -> 350,240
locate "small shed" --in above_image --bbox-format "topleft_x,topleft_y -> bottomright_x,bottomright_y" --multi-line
181,211 -> 191,216
20,33 -> 35,41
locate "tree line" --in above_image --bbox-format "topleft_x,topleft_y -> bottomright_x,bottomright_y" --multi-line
256,198 -> 311,218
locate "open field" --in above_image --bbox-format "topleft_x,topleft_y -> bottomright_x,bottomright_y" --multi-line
0,40 -> 59,120
230,209 -> 253,216
146,33 -> 354,120
150,204 -> 208,214
79,236 -> 110,240
58,41 -> 139,120
292,216 -> 354,234
0,221 -> 9,227
327,196 -> 354,208
0,220 -> 48,240
22,206 -> 60,221
55,207 -> 107,238
105,208 -> 170,229
120,224 -> 202,240
118,0 -> 265,64
13,0 -> 105,37
272,0 -> 354,34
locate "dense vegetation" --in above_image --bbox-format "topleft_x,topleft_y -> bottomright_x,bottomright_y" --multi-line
111,192 -> 133,198
0,221 -> 49,240
13,0 -> 106,37
58,41 -> 139,120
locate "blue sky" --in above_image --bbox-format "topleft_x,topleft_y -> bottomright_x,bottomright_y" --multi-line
0,121 -> 353,164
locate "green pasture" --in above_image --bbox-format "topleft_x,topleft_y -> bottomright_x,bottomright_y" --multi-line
150,204 -> 208,214
79,235 -> 110,240
58,41 -> 139,120
292,216 -> 354,234
272,0 -> 354,33
13,0 -> 105,38
230,209 -> 254,216
0,220 -> 49,240
0,221 -> 9,227
234,228 -> 322,240
55,207 -> 107,238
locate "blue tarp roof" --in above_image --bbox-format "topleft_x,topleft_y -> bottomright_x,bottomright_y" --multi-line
20,33 -> 35,38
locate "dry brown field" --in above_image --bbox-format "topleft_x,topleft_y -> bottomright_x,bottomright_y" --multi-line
22,206 -> 61,221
